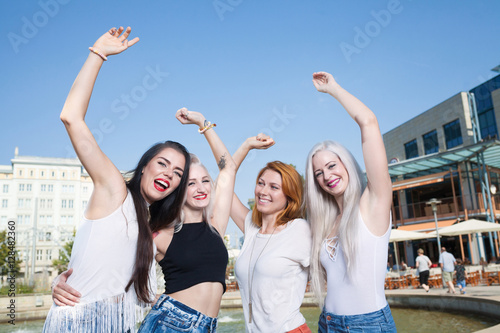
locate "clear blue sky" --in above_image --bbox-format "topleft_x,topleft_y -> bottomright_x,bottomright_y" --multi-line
1,1 -> 499,244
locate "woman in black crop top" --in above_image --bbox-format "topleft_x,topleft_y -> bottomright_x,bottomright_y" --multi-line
138,109 -> 274,333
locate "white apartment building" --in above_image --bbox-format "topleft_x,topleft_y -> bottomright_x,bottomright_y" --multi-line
0,148 -> 93,279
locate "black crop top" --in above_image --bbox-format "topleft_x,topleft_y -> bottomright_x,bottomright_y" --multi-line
159,222 -> 228,294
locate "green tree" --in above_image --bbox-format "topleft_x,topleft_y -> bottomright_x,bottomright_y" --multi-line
52,231 -> 75,274
0,230 -> 22,278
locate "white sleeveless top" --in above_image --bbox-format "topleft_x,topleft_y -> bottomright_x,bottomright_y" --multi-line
320,212 -> 390,316
43,191 -> 157,332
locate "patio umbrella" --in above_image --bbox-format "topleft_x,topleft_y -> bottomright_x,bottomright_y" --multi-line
429,219 -> 500,236
389,229 -> 433,285
426,219 -> 500,262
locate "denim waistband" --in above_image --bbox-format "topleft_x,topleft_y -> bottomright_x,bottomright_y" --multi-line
155,294 -> 218,331
322,304 -> 393,326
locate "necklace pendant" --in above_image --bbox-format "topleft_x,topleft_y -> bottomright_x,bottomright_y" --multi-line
248,302 -> 252,323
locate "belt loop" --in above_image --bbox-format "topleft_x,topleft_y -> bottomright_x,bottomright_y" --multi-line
155,294 -> 168,309
194,313 -> 203,328
382,305 -> 390,323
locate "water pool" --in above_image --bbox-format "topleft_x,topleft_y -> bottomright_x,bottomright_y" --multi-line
2,306 -> 498,332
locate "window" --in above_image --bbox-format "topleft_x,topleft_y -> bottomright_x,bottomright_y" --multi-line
26,199 -> 31,208
45,232 -> 52,241
444,119 -> 463,149
27,184 -> 32,191
82,200 -> 88,210
68,216 -> 74,224
41,171 -> 45,177
38,232 -> 44,241
19,170 -> 23,176
62,185 -> 67,193
61,200 -> 67,208
0,216 -> 6,226
19,184 -> 25,191
17,215 -> 23,225
51,171 -> 55,177
423,130 -> 439,155
41,184 -> 46,192
68,185 -> 74,193
424,130 -> 440,155
404,139 -> 419,159
46,215 -> 52,224
68,200 -> 74,209
47,199 -> 53,209
36,249 -> 43,260
62,172 -> 66,178
46,249 -> 52,261
83,186 -> 88,193
39,215 -> 45,224
479,109 -> 499,139
1,199 -> 7,208
24,215 -> 30,225
2,184 -> 8,193
48,184 -> 53,192
30,170 -> 34,177
61,215 -> 66,224
40,199 -> 46,208
18,199 -> 24,208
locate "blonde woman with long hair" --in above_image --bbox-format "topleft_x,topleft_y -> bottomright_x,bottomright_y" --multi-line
305,72 -> 396,332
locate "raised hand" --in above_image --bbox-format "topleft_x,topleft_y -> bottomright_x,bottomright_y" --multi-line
92,26 -> 140,58
312,71 -> 339,95
175,107 -> 206,128
52,268 -> 82,306
245,133 -> 275,150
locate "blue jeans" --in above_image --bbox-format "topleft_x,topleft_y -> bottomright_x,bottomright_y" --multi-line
138,294 -> 218,332
318,304 -> 396,332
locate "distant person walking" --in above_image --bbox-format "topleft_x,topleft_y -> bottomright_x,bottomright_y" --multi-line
455,258 -> 467,295
415,248 -> 431,292
440,247 -> 457,294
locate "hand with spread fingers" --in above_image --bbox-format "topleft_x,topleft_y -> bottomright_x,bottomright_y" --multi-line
91,26 -> 140,59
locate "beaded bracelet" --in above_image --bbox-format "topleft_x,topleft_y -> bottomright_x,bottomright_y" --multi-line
89,47 -> 108,61
198,122 -> 217,134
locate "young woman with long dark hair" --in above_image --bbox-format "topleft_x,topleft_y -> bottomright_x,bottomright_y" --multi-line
44,27 -> 190,333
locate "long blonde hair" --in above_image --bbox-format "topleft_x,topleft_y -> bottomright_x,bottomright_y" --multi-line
305,140 -> 365,308
177,154 -> 215,232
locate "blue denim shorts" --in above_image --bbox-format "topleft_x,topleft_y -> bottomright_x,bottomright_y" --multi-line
456,280 -> 466,289
138,294 -> 218,332
318,304 -> 397,332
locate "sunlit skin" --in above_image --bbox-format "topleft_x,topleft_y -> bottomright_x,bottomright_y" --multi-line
184,164 -> 212,211
312,150 -> 349,208
140,148 -> 185,204
254,169 -> 288,222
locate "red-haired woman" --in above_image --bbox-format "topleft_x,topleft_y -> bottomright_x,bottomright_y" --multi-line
231,136 -> 312,333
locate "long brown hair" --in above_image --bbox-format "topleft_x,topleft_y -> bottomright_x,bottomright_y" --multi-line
252,161 -> 304,227
125,141 -> 190,303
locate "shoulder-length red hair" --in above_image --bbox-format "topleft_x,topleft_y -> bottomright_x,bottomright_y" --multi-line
252,161 -> 304,227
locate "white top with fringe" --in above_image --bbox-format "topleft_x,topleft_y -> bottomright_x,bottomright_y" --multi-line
43,191 -> 156,333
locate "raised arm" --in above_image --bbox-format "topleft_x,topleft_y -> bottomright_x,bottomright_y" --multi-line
176,108 -> 236,236
313,71 -> 392,235
230,134 -> 275,232
60,27 -> 139,219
